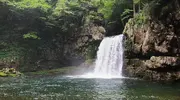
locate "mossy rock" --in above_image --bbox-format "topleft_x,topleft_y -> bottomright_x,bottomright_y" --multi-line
0,68 -> 22,77
0,72 -> 8,77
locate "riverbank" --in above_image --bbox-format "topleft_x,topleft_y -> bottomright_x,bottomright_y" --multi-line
24,66 -> 92,76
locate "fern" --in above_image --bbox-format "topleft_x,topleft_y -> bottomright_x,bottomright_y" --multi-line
121,9 -> 133,25
23,32 -> 40,40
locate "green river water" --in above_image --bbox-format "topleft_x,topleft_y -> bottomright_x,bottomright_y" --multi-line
0,75 -> 180,100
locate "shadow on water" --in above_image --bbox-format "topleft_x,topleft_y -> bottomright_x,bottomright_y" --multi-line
0,75 -> 180,100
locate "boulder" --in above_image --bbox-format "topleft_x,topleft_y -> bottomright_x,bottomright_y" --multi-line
91,26 -> 105,40
146,56 -> 180,68
125,58 -> 180,81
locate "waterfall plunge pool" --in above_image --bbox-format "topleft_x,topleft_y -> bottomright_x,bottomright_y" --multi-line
0,75 -> 180,100
1,35 -> 179,100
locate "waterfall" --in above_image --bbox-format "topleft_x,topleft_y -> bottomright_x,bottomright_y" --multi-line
92,34 -> 124,78
76,34 -> 124,78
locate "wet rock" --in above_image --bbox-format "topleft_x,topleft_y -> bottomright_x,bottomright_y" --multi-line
124,59 -> 180,81
123,1 -> 180,81
91,26 -> 105,40
38,23 -> 105,69
147,56 -> 180,68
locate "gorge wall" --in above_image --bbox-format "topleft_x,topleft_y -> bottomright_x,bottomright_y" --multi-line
123,0 -> 180,81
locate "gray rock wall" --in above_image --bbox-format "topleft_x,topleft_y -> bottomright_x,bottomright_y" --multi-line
123,1 -> 180,81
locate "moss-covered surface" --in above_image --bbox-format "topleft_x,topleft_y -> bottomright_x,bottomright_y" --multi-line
0,72 -> 7,77
0,68 -> 23,77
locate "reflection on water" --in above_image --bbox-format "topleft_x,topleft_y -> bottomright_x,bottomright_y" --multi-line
0,76 -> 180,100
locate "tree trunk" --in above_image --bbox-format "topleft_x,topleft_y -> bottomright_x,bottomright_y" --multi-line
139,0 -> 141,12
133,3 -> 136,17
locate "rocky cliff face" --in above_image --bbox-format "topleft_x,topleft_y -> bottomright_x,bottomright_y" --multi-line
60,23 -> 105,66
0,23 -> 104,71
123,1 -> 180,81
20,23 -> 105,71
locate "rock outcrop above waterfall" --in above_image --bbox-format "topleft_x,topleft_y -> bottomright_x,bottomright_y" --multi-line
61,23 -> 105,66
123,1 -> 180,81
25,23 -> 105,71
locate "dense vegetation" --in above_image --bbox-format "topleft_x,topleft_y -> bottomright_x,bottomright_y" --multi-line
0,0 -> 175,72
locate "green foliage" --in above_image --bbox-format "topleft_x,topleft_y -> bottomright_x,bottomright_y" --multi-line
133,0 -> 141,4
128,0 -> 150,26
23,32 -> 40,40
134,11 -> 147,26
53,0 -> 68,16
0,44 -> 25,63
0,51 -> 9,59
121,9 -> 133,24
86,11 -> 103,22
4,0 -> 51,11
143,0 -> 172,19
98,0 -> 116,19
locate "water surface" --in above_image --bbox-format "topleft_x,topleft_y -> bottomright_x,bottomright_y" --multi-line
0,75 -> 179,100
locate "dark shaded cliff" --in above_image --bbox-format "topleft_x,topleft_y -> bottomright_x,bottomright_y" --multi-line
0,1 -> 105,72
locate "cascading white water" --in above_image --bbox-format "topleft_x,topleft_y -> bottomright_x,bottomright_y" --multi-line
93,34 -> 124,78
71,34 -> 124,79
